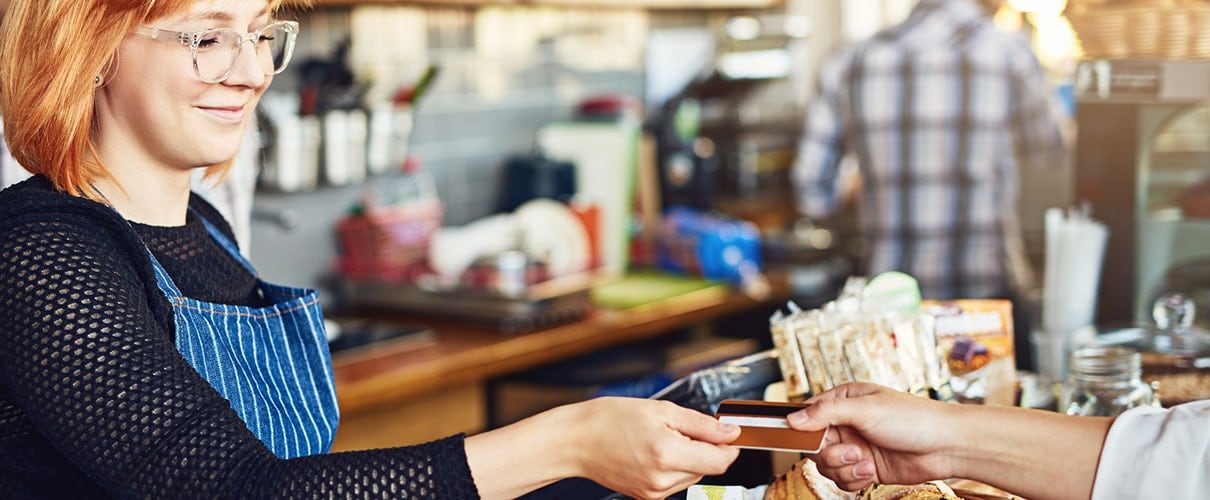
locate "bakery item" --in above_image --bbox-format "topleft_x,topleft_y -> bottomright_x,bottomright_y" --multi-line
764,457 -> 970,500
856,481 -> 961,500
764,458 -> 855,500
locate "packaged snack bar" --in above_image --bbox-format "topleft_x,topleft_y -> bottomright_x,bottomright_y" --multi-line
770,310 -> 811,400
922,299 -> 1016,405
794,310 -> 832,397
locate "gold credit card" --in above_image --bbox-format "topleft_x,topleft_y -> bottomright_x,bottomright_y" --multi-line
715,399 -> 827,453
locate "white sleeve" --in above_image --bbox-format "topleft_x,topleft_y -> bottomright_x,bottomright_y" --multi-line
1092,400 -> 1210,499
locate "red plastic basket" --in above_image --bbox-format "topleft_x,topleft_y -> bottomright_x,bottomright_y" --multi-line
335,199 -> 443,282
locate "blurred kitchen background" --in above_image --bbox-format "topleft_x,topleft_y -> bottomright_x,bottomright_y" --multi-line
4,0 -> 1205,482
250,0 -> 1079,307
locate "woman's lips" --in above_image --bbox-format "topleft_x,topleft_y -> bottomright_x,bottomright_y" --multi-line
198,105 -> 246,123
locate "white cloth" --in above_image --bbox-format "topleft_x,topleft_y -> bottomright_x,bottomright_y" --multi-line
1092,400 -> 1210,499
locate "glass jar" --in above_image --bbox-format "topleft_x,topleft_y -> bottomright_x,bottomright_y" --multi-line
1059,345 -> 1155,417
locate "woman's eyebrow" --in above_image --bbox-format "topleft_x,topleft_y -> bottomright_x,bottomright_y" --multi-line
179,8 -> 270,25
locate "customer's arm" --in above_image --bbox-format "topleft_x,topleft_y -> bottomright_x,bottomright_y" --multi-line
788,382 -> 1112,500
465,397 -> 741,500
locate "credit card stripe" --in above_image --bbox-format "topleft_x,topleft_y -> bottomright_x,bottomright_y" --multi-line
718,415 -> 790,428
716,402 -> 804,417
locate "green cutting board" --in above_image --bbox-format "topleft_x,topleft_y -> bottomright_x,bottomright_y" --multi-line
591,271 -> 724,310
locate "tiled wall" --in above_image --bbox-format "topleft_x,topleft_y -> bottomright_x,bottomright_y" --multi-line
249,5 -> 694,298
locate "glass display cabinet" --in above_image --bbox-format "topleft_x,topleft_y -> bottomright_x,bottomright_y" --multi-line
1074,59 -> 1210,327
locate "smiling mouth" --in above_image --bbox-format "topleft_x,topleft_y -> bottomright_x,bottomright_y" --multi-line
199,106 -> 247,122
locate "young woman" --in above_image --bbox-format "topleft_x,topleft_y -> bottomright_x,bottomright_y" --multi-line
0,1 -> 740,498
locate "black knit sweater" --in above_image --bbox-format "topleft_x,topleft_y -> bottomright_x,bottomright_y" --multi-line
0,176 -> 479,499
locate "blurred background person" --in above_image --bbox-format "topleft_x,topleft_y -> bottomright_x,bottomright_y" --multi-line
790,0 -> 1068,370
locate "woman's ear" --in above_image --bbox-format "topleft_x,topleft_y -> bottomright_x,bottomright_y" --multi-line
96,54 -> 119,89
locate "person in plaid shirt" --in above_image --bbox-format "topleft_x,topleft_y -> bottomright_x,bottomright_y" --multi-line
792,0 -> 1067,368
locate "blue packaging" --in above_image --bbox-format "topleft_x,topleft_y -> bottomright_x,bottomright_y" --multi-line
655,206 -> 762,286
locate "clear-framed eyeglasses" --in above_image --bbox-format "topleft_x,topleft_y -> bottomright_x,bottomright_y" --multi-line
132,20 -> 299,84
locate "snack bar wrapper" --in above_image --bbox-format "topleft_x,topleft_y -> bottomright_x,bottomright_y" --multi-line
770,310 -> 811,400
765,273 -> 982,402
921,299 -> 1017,406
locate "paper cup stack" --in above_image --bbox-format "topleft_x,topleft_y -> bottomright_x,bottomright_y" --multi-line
1035,207 -> 1108,382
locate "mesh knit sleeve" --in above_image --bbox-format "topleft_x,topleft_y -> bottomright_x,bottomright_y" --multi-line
0,192 -> 479,498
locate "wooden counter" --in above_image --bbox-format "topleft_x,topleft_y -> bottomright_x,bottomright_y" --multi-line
329,280 -> 787,449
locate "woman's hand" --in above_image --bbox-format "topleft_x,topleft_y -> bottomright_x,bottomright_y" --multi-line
466,397 -> 739,499
565,398 -> 741,499
786,382 -> 958,491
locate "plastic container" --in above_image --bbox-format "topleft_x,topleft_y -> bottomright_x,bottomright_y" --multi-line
335,164 -> 443,283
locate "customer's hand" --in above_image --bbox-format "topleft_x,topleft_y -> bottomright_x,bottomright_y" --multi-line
787,382 -> 957,491
567,397 -> 741,500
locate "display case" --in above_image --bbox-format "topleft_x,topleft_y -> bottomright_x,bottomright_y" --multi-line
1074,59 -> 1210,327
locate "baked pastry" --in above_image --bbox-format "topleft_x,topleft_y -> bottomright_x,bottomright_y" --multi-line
856,481 -> 961,500
764,457 -> 965,500
764,457 -> 854,500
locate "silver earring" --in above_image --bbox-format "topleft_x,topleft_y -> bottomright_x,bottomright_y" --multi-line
93,75 -> 102,88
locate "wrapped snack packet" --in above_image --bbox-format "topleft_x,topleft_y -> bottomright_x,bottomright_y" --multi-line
770,309 -> 811,400
795,310 -> 832,397
911,310 -> 954,401
923,299 -> 1016,405
914,314 -> 944,387
843,328 -> 877,385
820,325 -> 856,386
863,322 -> 908,391
887,315 -> 930,396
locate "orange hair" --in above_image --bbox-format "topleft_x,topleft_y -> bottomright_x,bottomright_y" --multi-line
0,0 -> 293,201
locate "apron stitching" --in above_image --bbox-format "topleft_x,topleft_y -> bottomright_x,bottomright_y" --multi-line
170,296 -> 321,318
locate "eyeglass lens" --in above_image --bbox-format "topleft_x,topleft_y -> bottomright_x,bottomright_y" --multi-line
194,24 -> 295,82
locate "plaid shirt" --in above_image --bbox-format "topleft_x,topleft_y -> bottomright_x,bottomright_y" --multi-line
792,0 -> 1066,300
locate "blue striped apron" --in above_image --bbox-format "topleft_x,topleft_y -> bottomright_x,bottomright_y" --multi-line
147,215 -> 339,459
